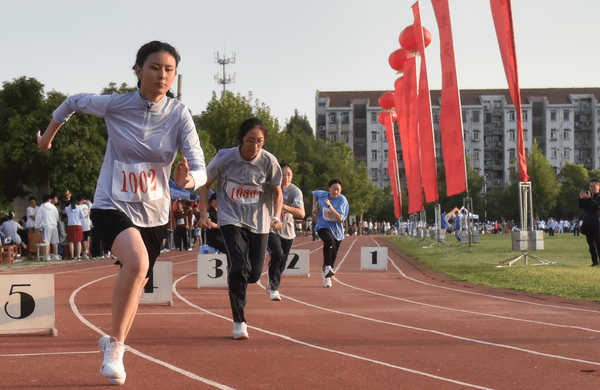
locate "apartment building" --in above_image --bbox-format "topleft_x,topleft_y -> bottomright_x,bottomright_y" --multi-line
316,88 -> 600,189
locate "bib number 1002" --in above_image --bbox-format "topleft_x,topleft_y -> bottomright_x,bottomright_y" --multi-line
121,169 -> 157,194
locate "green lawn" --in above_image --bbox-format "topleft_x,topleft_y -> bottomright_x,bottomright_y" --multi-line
384,232 -> 600,302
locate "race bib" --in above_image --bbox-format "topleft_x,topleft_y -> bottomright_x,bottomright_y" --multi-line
226,181 -> 261,205
323,207 -> 337,222
282,210 -> 293,224
112,161 -> 165,203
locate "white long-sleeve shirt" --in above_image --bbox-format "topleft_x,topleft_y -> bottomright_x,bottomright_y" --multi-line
53,91 -> 207,227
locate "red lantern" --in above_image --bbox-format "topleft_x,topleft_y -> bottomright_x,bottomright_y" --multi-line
388,48 -> 409,71
378,91 -> 395,110
394,76 -> 403,91
399,24 -> 432,51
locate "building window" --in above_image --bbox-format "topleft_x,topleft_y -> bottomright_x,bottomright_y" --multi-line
550,110 -> 557,121
473,149 -> 480,159
329,134 -> 336,141
474,131 -> 480,140
509,130 -> 515,140
564,149 -> 570,159
371,150 -> 378,160
340,134 -> 348,142
371,169 -> 378,179
563,110 -> 570,121
462,110 -> 467,123
371,112 -> 378,123
508,110 -> 515,121
509,148 -> 516,159
524,129 -> 528,140
522,110 -> 528,121
384,150 -> 388,160
341,112 -> 349,124
371,132 -> 377,141
433,113 -> 439,123
484,113 -> 491,124
329,113 -> 337,124
550,129 -> 557,139
551,149 -> 557,159
563,129 -> 570,139
472,110 -> 480,123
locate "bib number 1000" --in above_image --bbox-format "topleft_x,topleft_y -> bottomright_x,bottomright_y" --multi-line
121,169 -> 157,194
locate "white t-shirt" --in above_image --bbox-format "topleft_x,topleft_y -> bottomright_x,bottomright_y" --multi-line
53,91 -> 207,227
272,183 -> 303,240
26,206 -> 37,228
207,147 -> 282,234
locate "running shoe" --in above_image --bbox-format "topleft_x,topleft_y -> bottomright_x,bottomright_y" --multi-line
99,336 -> 126,385
233,322 -> 249,340
323,276 -> 332,288
267,289 -> 281,301
321,265 -> 335,278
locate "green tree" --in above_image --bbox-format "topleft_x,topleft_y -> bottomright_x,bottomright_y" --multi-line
101,82 -> 137,95
554,162 -> 589,219
527,140 -> 560,219
195,91 -> 255,151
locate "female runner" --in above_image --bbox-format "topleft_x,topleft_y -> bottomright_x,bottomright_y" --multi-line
312,179 -> 349,287
266,162 -> 304,301
199,117 -> 282,340
37,41 -> 206,385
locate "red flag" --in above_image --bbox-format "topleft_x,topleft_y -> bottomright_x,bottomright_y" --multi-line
382,112 -> 403,218
397,58 -> 424,214
490,0 -> 529,182
412,1 -> 439,204
431,0 -> 468,196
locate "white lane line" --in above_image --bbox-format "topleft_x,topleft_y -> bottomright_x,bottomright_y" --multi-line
173,272 -> 493,390
0,351 -> 97,357
375,239 -> 600,315
69,274 -> 234,390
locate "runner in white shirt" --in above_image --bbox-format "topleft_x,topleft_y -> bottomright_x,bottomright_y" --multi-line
200,118 -> 283,340
37,41 -> 206,386
266,162 -> 304,301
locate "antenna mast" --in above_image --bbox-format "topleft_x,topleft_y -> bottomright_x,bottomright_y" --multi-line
214,51 -> 236,97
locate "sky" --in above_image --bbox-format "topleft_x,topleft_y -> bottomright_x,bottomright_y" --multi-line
2,0 -> 599,131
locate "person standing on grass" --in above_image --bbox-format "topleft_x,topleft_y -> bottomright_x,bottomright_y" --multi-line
37,40 -> 206,385
579,179 -> 600,267
312,179 -> 349,288
266,162 -> 305,301
199,117 -> 283,340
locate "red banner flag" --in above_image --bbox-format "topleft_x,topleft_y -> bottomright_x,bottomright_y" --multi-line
412,1 -> 439,204
431,0 -> 468,196
381,111 -> 403,218
490,0 -> 529,182
398,58 -> 424,214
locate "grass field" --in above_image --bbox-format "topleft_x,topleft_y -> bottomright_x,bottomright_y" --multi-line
384,232 -> 600,302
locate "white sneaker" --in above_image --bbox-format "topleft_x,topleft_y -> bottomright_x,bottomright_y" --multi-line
233,322 -> 249,340
99,336 -> 126,385
321,265 -> 335,278
268,289 -> 281,301
323,276 -> 332,288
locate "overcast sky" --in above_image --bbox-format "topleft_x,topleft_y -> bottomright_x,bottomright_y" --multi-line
2,0 -> 599,130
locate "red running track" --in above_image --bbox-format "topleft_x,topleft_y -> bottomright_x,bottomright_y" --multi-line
1,235 -> 600,389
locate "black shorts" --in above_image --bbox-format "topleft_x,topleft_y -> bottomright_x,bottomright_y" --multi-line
90,209 -> 167,278
83,230 -> 92,240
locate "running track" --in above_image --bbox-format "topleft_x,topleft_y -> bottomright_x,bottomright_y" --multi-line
1,235 -> 599,389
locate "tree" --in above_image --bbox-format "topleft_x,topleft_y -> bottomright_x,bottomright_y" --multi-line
284,110 -> 314,138
195,91 -> 255,151
527,140 -> 560,219
554,162 -> 588,219
0,78 -> 110,204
